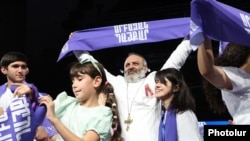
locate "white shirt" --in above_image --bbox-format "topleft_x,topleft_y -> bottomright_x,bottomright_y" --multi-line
221,67 -> 250,124
176,110 -> 203,141
0,88 -> 14,110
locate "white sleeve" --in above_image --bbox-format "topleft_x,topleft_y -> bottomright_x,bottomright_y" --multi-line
161,39 -> 192,70
104,69 -> 118,84
177,110 -> 203,141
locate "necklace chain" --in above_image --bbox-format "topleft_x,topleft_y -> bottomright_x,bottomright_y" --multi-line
125,81 -> 145,131
126,81 -> 145,114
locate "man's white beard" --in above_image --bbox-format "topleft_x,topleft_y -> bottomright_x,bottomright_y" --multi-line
124,69 -> 146,83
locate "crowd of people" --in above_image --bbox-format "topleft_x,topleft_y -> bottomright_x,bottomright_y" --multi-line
1,1 -> 250,141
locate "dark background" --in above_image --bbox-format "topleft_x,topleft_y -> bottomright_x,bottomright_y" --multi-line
1,0 -> 250,121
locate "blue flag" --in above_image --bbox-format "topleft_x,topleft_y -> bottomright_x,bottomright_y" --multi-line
190,0 -> 250,48
57,17 -> 190,61
0,83 -> 47,141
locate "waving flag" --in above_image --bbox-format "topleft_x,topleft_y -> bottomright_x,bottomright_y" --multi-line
57,17 -> 190,61
190,0 -> 250,49
0,83 -> 47,141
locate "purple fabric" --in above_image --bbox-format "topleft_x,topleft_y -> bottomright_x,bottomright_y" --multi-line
41,118 -> 57,137
158,108 -> 177,141
190,20 -> 204,50
57,17 -> 190,61
219,41 -> 229,56
10,85 -> 18,93
190,0 -> 204,50
0,83 -> 47,141
190,0 -> 250,46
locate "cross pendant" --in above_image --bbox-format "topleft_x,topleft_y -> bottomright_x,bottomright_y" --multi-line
124,114 -> 133,131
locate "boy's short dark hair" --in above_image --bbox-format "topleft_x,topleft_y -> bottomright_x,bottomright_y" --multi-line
0,52 -> 28,67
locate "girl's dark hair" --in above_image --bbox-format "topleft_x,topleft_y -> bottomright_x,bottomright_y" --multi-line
69,61 -> 107,94
155,68 -> 195,113
70,61 -> 123,140
102,82 -> 123,141
202,43 -> 250,114
0,52 -> 28,67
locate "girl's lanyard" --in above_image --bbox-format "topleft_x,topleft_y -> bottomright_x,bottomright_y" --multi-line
161,110 -> 167,141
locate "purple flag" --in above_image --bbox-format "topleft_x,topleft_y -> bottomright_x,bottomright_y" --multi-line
57,17 -> 190,61
190,0 -> 250,47
40,118 -> 57,137
0,83 -> 47,141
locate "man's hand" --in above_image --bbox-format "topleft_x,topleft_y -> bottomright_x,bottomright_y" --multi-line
0,107 -> 4,116
35,126 -> 51,141
11,83 -> 33,98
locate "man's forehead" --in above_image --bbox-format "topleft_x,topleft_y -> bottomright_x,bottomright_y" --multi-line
9,61 -> 27,66
125,55 -> 143,63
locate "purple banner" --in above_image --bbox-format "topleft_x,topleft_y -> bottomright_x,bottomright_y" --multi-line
190,0 -> 250,47
0,98 -> 37,141
0,84 -> 46,141
57,17 -> 190,61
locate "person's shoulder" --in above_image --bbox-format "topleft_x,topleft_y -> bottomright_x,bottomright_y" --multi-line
0,83 -> 7,87
0,83 -> 7,88
222,66 -> 248,76
178,109 -> 196,115
176,110 -> 200,131
146,71 -> 157,77
98,106 -> 112,115
54,91 -> 76,103
177,110 -> 198,121
0,83 -> 7,95
99,105 -> 112,112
